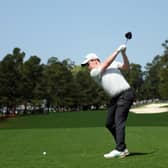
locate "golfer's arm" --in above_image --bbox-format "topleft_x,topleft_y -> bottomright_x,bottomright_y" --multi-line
100,50 -> 120,71
119,51 -> 130,70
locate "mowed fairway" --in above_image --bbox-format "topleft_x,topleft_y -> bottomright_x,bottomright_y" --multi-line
0,111 -> 168,168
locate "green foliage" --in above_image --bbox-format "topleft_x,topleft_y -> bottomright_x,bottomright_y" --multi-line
43,61 -> 77,108
122,63 -> 143,99
158,56 -> 168,99
143,40 -> 168,99
143,56 -> 161,99
0,48 -> 25,113
1,38 -> 168,115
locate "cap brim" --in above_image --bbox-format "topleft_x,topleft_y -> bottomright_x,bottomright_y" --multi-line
81,59 -> 89,66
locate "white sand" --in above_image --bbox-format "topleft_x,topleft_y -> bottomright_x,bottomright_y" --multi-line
130,103 -> 168,114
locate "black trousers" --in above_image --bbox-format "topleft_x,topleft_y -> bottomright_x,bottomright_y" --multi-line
105,88 -> 135,151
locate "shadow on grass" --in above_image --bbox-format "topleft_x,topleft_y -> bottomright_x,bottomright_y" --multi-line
128,151 -> 155,157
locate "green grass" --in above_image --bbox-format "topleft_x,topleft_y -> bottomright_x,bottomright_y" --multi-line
0,111 -> 168,168
1,111 -> 168,129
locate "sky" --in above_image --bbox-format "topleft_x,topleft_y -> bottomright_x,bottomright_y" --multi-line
0,0 -> 168,68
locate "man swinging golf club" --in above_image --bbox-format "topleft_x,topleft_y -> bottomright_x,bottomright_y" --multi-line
81,39 -> 135,158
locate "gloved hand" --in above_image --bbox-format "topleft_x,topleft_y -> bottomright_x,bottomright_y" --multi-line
117,44 -> 127,52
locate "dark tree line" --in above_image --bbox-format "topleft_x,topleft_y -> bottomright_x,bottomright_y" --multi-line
0,48 -> 109,115
0,40 -> 168,116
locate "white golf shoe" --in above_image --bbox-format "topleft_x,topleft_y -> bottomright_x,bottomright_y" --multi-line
104,149 -> 129,159
124,148 -> 130,156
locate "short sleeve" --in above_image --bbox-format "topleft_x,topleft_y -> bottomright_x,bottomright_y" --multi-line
90,68 -> 101,83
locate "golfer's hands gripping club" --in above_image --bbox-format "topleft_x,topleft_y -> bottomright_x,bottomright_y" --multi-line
117,44 -> 127,52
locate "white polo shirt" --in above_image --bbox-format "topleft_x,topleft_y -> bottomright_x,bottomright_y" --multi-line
90,61 -> 130,97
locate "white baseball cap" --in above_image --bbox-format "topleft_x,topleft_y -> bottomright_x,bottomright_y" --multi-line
81,53 -> 100,66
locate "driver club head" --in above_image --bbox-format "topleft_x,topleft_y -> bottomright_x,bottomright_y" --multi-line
125,32 -> 132,44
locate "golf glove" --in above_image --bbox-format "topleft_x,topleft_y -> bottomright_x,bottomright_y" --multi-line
117,44 -> 126,52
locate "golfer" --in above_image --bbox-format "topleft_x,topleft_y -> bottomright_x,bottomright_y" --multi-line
81,44 -> 135,158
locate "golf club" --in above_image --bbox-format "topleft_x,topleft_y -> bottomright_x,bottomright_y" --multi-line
125,32 -> 132,44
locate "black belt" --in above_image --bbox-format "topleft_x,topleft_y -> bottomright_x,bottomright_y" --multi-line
112,88 -> 132,99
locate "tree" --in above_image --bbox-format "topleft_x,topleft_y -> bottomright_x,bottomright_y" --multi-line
143,55 -> 162,99
0,48 -> 25,115
43,59 -> 77,112
21,56 -> 44,113
47,57 -> 59,65
62,58 -> 75,70
122,63 -> 143,100
158,40 -> 168,99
